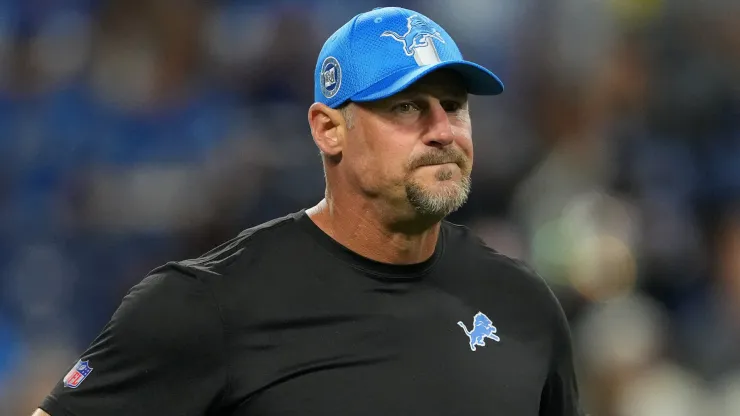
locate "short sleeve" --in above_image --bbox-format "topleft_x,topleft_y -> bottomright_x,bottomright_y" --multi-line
539,291 -> 585,416
40,267 -> 228,416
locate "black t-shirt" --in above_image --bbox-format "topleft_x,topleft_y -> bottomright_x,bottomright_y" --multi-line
40,210 -> 583,416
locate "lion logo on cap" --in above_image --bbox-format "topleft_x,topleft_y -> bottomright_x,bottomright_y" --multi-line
381,14 -> 446,58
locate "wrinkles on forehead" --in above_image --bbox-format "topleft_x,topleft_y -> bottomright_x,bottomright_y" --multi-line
395,70 -> 468,100
357,70 -> 469,111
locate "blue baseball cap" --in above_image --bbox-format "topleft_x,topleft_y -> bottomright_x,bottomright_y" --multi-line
314,7 -> 504,108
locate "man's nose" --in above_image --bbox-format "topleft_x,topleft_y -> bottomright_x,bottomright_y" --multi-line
421,101 -> 454,148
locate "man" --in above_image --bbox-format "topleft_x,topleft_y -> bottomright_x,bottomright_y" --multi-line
34,7 -> 583,416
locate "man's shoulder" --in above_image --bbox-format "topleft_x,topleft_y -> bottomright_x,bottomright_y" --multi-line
441,219 -> 556,301
165,211 -> 305,277
441,219 -> 504,261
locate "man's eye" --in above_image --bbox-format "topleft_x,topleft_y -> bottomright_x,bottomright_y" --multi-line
393,103 -> 419,113
442,101 -> 463,112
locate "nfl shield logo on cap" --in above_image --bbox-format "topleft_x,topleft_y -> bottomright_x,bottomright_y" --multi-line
63,359 -> 94,388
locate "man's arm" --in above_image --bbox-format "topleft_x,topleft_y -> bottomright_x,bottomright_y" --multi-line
539,290 -> 585,416
31,410 -> 50,416
506,257 -> 585,415
36,266 -> 228,416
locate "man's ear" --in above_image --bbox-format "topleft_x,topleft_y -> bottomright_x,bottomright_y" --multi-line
308,102 -> 348,158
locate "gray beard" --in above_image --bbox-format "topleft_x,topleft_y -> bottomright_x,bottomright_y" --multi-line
405,169 -> 472,218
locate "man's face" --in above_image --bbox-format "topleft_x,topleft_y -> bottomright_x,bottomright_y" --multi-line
342,70 -> 473,218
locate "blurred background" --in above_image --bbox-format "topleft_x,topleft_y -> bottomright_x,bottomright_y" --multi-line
0,0 -> 738,414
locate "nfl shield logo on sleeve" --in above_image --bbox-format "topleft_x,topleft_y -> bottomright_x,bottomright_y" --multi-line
63,359 -> 93,388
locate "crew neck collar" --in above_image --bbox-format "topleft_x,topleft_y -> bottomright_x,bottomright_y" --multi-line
294,209 -> 445,279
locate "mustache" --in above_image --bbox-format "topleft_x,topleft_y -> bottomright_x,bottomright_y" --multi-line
408,148 -> 469,170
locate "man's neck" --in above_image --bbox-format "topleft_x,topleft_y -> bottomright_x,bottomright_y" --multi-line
306,198 -> 441,265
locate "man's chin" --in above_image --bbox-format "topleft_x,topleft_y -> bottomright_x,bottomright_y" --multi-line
405,178 -> 471,218
420,176 -> 468,192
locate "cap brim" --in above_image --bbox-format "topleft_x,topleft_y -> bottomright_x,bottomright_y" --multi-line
348,60 -> 504,104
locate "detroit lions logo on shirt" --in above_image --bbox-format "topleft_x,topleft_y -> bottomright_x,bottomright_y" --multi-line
457,312 -> 501,351
381,15 -> 445,65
